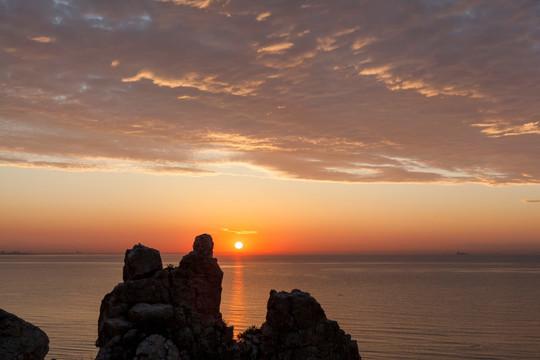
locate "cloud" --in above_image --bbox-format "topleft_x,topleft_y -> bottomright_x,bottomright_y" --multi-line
522,200 -> 540,203
28,36 -> 53,43
257,42 -> 295,54
122,70 -> 262,96
256,12 -> 271,21
145,165 -> 213,174
153,0 -> 211,9
358,65 -> 484,98
316,37 -> 338,52
221,228 -> 258,235
0,154 -> 98,171
472,121 -> 540,137
177,95 -> 197,100
351,37 -> 376,51
2,0 -> 540,184
204,132 -> 279,151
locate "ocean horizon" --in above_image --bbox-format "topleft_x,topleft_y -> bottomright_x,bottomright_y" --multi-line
1,253 -> 540,360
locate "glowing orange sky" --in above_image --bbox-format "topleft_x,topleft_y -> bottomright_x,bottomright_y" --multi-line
1,1 -> 540,254
1,166 -> 539,254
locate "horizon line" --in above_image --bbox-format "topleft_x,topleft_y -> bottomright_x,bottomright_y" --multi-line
1,251 -> 539,256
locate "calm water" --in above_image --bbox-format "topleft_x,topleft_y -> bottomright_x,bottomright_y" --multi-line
1,254 -> 539,360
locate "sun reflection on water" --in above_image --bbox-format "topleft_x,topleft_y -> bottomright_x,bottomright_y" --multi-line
227,256 -> 247,336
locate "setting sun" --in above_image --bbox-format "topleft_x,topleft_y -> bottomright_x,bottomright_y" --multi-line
234,241 -> 243,250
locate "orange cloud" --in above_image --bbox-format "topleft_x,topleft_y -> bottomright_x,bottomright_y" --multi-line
256,12 -> 271,21
154,0 -> 211,9
221,228 -> 258,235
257,42 -> 294,54
29,36 -> 53,43
122,70 -> 262,96
472,121 -> 540,137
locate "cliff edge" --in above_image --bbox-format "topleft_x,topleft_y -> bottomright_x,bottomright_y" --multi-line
95,234 -> 361,360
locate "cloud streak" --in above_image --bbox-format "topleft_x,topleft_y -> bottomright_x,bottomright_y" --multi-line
122,70 -> 262,96
2,0 -> 540,184
221,228 -> 258,235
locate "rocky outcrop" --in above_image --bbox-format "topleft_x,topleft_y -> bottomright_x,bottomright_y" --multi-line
0,308 -> 49,360
258,289 -> 360,360
95,234 -> 361,360
96,235 -> 235,360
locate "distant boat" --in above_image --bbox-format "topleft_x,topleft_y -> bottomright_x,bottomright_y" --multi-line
456,251 -> 468,256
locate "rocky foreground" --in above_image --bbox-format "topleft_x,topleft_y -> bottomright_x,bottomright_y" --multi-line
96,234 -> 361,360
0,234 -> 360,360
0,308 -> 49,360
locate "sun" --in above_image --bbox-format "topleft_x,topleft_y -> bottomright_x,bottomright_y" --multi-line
234,241 -> 243,250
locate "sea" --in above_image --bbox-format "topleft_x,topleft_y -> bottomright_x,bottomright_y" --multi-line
1,254 -> 539,360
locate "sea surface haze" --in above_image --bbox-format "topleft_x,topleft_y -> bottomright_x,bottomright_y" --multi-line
1,254 -> 539,360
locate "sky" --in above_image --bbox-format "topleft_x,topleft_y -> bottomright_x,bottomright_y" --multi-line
1,0 -> 539,254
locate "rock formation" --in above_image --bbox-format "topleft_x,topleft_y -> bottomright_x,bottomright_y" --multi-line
0,308 -> 49,360
258,289 -> 360,359
95,234 -> 361,360
96,234 -> 235,360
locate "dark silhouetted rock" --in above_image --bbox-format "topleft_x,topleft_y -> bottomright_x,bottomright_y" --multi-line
133,334 -> 181,360
258,289 -> 361,360
128,303 -> 174,327
96,235 -> 361,360
192,233 -> 214,258
0,308 -> 49,360
176,234 -> 223,324
123,243 -> 163,282
96,235 -> 235,360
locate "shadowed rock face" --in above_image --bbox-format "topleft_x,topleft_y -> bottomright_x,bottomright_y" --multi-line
96,235 -> 361,360
258,289 -> 360,360
0,308 -> 49,360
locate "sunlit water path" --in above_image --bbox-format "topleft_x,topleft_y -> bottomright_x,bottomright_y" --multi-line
1,254 -> 539,359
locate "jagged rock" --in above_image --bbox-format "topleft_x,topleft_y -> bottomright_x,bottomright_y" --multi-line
96,235 -> 361,360
134,334 -> 181,360
123,243 -> 163,282
0,308 -> 49,360
258,289 -> 361,360
96,235 -> 233,360
176,237 -> 223,324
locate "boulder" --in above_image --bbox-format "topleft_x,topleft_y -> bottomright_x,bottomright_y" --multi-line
123,243 -> 163,282
0,308 -> 49,360
192,233 -> 214,258
128,303 -> 174,327
258,289 -> 361,360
